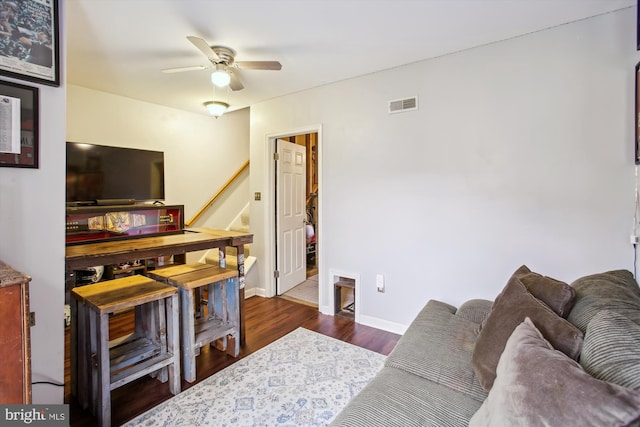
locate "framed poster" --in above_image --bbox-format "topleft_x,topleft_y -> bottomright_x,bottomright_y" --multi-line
0,0 -> 59,86
0,80 -> 38,168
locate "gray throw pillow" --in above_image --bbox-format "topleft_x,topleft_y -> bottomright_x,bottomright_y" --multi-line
470,318 -> 640,427
581,310 -> 640,391
471,275 -> 583,390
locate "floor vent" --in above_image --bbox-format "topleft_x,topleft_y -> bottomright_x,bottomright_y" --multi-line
388,96 -> 418,114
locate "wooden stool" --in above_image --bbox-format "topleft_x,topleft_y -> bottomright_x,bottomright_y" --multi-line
70,275 -> 180,427
147,263 -> 239,383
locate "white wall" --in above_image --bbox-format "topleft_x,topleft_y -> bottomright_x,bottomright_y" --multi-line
0,1 -> 67,403
250,9 -> 637,333
67,86 -> 250,232
7,5 -> 634,402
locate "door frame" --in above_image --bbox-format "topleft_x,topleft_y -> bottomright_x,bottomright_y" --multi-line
263,124 -> 325,310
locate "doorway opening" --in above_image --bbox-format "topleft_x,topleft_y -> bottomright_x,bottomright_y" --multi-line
276,132 -> 320,307
279,132 -> 318,277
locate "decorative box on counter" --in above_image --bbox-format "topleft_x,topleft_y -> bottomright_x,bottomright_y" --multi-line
66,204 -> 184,245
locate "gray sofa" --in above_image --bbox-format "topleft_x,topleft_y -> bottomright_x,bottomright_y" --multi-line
331,269 -> 640,427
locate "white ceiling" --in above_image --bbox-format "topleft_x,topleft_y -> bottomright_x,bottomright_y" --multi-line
66,0 -> 635,116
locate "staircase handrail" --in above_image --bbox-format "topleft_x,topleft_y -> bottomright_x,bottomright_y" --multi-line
185,160 -> 250,227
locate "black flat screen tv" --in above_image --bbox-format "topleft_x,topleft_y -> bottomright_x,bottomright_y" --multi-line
66,142 -> 165,205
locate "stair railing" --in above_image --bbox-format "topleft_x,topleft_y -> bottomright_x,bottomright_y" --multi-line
185,160 -> 250,227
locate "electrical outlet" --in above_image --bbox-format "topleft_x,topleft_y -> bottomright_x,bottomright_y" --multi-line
254,192 -> 261,201
631,235 -> 640,245
376,274 -> 385,293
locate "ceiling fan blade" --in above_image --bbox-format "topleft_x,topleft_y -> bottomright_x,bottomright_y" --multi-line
161,65 -> 209,73
235,61 -> 282,71
187,36 -> 219,62
229,71 -> 244,91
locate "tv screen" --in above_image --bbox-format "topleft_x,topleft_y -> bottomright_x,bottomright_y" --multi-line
66,142 -> 165,204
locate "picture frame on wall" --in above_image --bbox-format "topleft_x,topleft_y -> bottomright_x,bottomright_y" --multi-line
0,0 -> 59,86
0,80 -> 39,168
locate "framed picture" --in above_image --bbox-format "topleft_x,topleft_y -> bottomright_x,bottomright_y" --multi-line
0,0 -> 59,86
0,80 -> 38,168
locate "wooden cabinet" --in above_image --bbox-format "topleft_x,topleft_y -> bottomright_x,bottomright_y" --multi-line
0,261 -> 32,403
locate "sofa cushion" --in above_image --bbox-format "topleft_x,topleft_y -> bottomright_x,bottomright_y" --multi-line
385,300 -> 488,402
568,270 -> 640,332
581,310 -> 640,391
469,318 -> 640,427
471,275 -> 583,390
330,367 -> 483,427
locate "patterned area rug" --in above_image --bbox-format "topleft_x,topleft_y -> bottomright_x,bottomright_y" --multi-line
123,327 -> 385,426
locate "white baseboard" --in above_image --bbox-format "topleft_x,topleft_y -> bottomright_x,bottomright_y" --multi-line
357,313 -> 407,335
320,304 -> 407,335
245,286 -> 267,298
319,305 -> 332,315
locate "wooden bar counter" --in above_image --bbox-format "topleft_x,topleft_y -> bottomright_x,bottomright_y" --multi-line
65,228 -> 253,343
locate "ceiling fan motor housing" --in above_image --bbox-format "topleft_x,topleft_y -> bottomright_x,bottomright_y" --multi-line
211,46 -> 236,65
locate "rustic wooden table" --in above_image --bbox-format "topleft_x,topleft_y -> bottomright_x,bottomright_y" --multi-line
66,228 -> 253,341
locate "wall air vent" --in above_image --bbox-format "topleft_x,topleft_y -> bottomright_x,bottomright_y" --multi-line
388,96 -> 418,114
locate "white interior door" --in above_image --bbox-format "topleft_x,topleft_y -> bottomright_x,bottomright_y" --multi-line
276,139 -> 306,294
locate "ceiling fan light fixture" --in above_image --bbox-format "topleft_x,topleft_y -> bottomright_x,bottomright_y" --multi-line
211,64 -> 231,87
203,101 -> 229,118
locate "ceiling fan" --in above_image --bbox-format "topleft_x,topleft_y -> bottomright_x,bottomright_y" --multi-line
162,36 -> 282,91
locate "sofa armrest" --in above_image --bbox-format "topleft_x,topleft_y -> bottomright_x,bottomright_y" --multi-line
385,299 -> 488,402
456,299 -> 493,324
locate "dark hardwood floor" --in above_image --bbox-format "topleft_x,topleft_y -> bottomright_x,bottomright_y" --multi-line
65,295 -> 401,426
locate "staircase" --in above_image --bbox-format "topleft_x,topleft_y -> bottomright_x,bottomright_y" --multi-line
198,204 -> 256,276
185,161 -> 256,292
